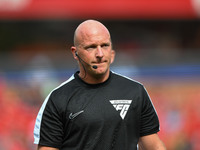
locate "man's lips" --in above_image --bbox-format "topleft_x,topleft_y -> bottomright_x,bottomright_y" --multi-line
92,61 -> 107,67
92,60 -> 107,64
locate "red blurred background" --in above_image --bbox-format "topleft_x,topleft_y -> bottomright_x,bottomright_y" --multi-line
0,0 -> 200,149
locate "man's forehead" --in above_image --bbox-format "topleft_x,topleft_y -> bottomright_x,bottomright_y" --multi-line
79,37 -> 111,47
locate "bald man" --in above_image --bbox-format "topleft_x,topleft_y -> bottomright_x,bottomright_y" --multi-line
71,20 -> 115,84
34,20 -> 166,150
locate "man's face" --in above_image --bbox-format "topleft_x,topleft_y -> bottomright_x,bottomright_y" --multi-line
76,29 -> 115,77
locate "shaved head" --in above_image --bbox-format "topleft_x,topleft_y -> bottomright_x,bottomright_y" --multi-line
71,19 -> 115,83
74,20 -> 111,47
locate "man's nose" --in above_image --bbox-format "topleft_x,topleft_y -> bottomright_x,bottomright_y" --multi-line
95,46 -> 104,57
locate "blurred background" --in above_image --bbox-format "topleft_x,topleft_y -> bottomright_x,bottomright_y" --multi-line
0,0 -> 200,149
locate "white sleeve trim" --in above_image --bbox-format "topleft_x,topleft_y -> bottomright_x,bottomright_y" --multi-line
33,75 -> 75,144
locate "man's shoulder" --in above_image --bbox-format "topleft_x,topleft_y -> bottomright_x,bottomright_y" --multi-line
111,71 -> 143,87
48,74 -> 77,101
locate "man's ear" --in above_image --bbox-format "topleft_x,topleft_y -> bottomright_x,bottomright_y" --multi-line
71,46 -> 78,60
110,50 -> 116,64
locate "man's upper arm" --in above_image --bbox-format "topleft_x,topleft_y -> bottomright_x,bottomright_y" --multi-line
37,145 -> 59,150
140,86 -> 160,136
34,94 -> 64,148
138,133 -> 166,150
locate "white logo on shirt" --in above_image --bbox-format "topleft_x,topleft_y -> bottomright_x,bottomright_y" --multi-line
110,100 -> 132,119
69,110 -> 84,119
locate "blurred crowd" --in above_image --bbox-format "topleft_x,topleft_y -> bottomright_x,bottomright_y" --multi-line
148,80 -> 200,150
0,20 -> 200,150
0,77 -> 37,150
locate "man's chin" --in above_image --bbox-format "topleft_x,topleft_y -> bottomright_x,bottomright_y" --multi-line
93,68 -> 109,76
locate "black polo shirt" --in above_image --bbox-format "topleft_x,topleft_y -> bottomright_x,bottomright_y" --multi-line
34,71 -> 160,150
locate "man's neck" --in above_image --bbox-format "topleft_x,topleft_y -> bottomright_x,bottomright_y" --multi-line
78,71 -> 110,84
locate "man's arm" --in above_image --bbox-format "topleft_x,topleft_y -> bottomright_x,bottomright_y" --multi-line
37,145 -> 59,150
138,133 -> 166,150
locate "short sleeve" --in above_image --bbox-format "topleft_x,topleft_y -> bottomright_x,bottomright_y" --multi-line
34,93 -> 64,148
140,86 -> 160,137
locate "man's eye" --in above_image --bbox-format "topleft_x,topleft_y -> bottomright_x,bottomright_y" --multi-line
102,44 -> 110,48
90,45 -> 97,49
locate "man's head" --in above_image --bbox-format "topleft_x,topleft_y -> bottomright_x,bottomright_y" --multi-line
71,20 -> 115,83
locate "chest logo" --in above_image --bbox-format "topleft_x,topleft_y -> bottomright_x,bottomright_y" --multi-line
69,110 -> 84,120
109,100 -> 132,119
